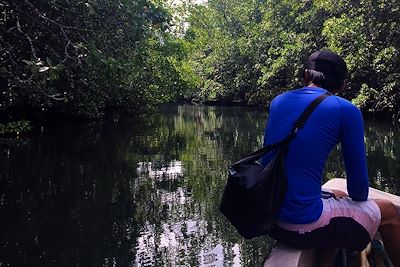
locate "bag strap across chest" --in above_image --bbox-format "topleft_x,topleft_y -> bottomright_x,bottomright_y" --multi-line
232,92 -> 331,167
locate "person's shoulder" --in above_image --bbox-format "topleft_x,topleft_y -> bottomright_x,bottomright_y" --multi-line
269,93 -> 284,109
331,95 -> 360,112
273,91 -> 290,100
330,95 -> 364,123
271,90 -> 293,105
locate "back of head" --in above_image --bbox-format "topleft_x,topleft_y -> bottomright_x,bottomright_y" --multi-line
304,50 -> 348,92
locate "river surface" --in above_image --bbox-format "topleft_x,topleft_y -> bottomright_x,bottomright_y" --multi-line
1,104 -> 400,267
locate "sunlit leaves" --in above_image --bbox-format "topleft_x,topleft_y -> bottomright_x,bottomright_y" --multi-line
179,0 -> 400,121
1,0 -> 186,121
3,0 -> 400,122
320,0 -> 400,120
0,120 -> 31,135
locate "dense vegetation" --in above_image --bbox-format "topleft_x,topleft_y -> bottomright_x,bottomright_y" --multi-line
0,0 -> 188,121
180,0 -> 400,121
1,0 -> 400,133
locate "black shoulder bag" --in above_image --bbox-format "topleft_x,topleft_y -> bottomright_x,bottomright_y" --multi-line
219,93 -> 330,239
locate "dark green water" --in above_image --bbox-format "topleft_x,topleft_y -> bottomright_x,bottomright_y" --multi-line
1,104 -> 399,267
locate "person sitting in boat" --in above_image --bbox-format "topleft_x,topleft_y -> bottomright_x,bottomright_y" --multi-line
262,50 -> 400,266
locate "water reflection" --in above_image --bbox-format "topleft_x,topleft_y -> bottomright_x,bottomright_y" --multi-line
0,105 -> 399,266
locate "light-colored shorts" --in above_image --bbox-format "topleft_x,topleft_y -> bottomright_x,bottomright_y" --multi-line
272,193 -> 381,251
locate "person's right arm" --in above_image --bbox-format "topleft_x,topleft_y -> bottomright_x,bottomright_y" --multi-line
340,101 -> 369,201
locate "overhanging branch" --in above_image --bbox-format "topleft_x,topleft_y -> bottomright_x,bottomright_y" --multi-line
16,12 -> 37,59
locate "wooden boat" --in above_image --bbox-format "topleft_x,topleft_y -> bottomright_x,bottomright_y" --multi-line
263,178 -> 399,267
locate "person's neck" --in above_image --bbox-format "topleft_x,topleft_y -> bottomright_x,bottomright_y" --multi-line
306,83 -> 337,94
306,83 -> 321,88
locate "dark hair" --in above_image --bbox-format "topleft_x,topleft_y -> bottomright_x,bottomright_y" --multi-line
304,50 -> 348,92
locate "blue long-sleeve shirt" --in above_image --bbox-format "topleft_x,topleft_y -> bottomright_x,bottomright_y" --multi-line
262,87 -> 369,224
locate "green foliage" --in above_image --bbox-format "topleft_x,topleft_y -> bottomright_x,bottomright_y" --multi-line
2,0 -> 400,121
178,0 -> 400,121
179,0 -> 329,106
320,0 -> 400,121
0,0 -> 191,118
352,84 -> 378,111
0,120 -> 32,135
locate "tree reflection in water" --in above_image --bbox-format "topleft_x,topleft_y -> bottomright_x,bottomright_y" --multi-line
0,105 -> 399,266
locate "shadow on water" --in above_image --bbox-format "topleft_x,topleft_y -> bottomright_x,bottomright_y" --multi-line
0,104 -> 399,266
